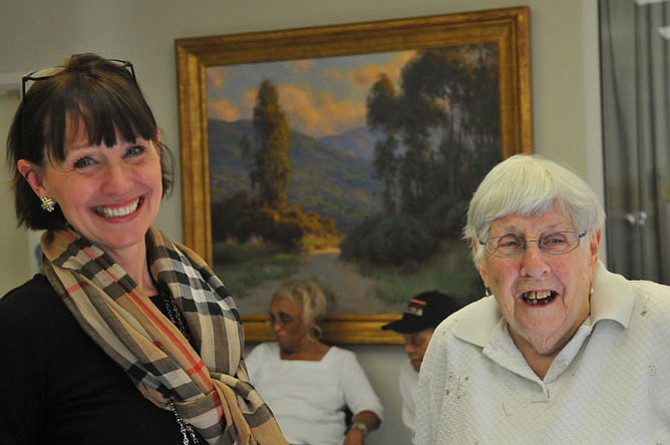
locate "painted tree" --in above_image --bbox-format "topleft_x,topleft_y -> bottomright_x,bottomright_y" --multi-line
248,79 -> 291,208
366,45 -> 500,217
367,74 -> 401,214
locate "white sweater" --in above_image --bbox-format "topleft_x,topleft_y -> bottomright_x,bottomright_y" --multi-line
415,262 -> 670,444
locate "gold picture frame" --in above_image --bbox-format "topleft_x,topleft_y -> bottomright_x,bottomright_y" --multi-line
175,6 -> 532,344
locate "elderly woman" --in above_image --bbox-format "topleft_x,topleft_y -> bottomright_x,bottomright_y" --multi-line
415,154 -> 670,444
245,279 -> 383,445
0,53 -> 286,445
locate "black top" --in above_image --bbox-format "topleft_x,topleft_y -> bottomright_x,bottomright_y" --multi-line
0,274 -> 193,445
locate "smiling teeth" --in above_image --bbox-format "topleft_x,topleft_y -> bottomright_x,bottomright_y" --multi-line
523,290 -> 555,305
94,199 -> 140,218
525,291 -> 552,301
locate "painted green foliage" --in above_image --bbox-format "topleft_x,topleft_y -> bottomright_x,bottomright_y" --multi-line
366,45 -> 500,218
249,79 -> 291,209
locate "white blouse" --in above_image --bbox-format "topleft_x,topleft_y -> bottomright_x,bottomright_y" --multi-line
246,342 -> 384,445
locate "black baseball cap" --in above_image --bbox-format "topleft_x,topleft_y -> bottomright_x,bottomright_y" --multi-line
381,290 -> 461,334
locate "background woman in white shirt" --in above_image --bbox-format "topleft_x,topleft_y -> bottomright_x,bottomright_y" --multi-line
246,279 -> 383,445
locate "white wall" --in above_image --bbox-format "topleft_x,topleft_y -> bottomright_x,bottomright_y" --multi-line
0,1 -> 601,443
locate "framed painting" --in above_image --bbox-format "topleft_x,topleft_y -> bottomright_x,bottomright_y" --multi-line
175,6 -> 532,344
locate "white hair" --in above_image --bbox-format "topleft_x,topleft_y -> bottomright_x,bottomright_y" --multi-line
463,154 -> 605,262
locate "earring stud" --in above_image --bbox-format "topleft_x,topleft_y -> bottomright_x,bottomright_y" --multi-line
40,196 -> 56,212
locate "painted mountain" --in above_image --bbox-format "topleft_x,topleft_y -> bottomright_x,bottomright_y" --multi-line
207,119 -> 383,231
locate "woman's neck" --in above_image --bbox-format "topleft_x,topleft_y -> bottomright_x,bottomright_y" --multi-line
280,339 -> 329,361
106,243 -> 157,296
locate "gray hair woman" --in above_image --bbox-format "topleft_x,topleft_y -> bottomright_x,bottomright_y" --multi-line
272,279 -> 328,337
246,279 -> 384,445
415,154 -> 670,444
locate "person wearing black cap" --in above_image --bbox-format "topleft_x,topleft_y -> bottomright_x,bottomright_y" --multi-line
381,290 -> 461,434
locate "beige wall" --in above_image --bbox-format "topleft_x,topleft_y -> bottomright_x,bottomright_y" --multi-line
0,91 -> 30,295
0,1 -> 600,443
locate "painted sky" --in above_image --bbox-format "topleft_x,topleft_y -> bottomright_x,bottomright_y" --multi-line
206,50 -> 416,138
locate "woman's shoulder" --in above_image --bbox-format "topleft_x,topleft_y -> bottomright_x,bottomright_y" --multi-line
252,341 -> 279,352
0,274 -> 72,333
1,274 -> 58,312
323,345 -> 358,364
246,342 -> 279,361
0,274 -> 75,370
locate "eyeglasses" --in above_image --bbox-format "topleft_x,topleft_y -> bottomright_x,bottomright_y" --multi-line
267,313 -> 294,327
480,230 -> 587,258
21,58 -> 136,100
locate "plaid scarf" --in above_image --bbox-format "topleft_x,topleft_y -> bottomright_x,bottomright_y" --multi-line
40,226 -> 287,445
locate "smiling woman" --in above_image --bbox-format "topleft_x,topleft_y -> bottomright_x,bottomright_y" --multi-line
0,53 -> 287,445
414,154 -> 670,445
477,203 -> 597,372
18,130 -> 164,266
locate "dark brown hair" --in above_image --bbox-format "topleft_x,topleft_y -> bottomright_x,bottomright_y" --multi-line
6,53 -> 173,230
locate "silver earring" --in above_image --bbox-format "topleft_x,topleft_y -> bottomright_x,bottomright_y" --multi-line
40,196 -> 56,213
484,287 -> 492,297
309,325 -> 323,341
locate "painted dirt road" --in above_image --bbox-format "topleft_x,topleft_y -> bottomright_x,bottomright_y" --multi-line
231,249 -> 405,316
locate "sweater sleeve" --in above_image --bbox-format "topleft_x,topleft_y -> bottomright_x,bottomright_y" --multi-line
337,348 -> 384,420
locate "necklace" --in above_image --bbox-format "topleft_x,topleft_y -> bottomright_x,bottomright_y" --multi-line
155,293 -> 200,445
162,294 -> 191,341
168,399 -> 201,445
